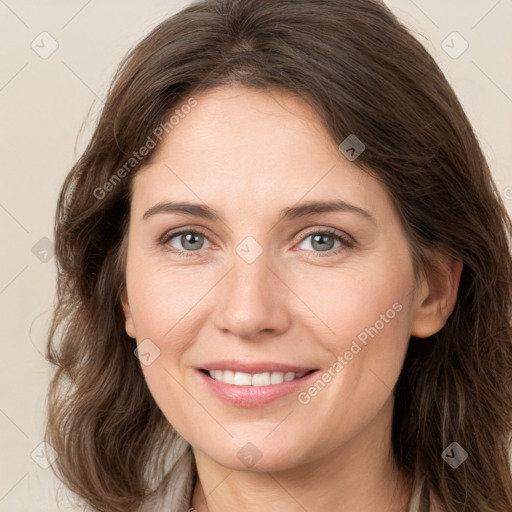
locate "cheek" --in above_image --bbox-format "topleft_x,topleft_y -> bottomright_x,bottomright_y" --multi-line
288,275 -> 414,447
291,258 -> 414,352
126,265 -> 205,434
126,256 -> 211,342
289,256 -> 415,410
125,261 -> 214,424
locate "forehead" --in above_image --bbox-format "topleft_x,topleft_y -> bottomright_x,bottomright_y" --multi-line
150,85 -> 339,169
130,85 -> 390,222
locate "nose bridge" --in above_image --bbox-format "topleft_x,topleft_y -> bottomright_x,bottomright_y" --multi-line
213,243 -> 288,338
233,246 -> 271,296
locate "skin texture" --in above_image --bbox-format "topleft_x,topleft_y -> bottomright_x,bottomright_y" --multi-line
121,85 -> 462,512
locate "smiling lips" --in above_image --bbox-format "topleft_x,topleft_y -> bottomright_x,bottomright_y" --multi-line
197,360 -> 319,407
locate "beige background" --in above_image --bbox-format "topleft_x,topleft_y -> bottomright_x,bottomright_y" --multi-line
0,1 -> 510,510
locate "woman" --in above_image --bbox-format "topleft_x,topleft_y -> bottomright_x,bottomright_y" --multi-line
45,1 -> 512,511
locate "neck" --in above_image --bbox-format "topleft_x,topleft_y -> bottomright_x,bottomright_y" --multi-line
191,397 -> 412,512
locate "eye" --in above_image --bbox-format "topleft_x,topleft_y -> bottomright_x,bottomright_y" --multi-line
160,227 -> 355,258
296,228 -> 354,256
161,228 -> 211,257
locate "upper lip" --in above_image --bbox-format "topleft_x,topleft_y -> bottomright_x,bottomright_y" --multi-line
198,360 -> 318,374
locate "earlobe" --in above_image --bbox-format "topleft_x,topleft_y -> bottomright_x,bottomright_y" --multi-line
121,288 -> 137,339
410,258 -> 463,338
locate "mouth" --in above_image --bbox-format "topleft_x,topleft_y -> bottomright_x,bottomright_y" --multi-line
196,362 -> 320,407
200,368 -> 317,386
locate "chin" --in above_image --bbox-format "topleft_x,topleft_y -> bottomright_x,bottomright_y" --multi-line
193,436 -> 315,473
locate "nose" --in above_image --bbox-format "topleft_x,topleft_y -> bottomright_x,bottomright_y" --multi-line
212,250 -> 291,340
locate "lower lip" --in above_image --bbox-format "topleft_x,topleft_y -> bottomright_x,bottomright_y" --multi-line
197,370 -> 319,407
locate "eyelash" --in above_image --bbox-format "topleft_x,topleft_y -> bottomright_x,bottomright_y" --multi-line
159,227 -> 355,258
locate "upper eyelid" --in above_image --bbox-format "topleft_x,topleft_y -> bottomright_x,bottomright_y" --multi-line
161,226 -> 211,243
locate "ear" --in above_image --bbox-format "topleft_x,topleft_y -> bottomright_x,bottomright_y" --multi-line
121,288 -> 137,339
410,256 -> 463,338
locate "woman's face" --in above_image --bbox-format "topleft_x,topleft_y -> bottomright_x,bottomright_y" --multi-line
122,84 -> 430,472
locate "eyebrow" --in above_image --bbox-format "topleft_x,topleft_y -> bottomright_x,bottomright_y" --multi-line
142,200 -> 376,225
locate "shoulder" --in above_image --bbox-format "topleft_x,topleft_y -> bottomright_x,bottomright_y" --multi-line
139,445 -> 197,511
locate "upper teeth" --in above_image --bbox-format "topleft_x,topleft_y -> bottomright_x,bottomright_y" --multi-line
208,370 -> 307,386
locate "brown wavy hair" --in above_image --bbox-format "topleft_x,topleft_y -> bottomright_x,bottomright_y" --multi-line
45,0 -> 512,510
